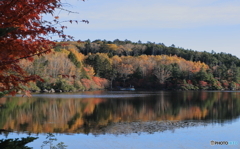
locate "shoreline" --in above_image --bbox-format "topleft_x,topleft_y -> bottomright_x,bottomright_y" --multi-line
88,120 -> 210,135
0,120 -> 212,135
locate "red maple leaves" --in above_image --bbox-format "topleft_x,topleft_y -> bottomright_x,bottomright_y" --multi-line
0,0 -> 86,95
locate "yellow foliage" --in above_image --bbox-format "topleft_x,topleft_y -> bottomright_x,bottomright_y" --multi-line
96,53 -> 110,60
84,65 -> 95,77
111,55 -> 122,66
69,48 -> 85,62
60,48 -> 70,56
107,44 -> 118,51
153,55 -> 209,72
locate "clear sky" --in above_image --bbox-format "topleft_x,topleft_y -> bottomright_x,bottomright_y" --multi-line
52,0 -> 240,57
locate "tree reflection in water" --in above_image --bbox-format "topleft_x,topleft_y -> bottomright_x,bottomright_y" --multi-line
0,91 -> 240,134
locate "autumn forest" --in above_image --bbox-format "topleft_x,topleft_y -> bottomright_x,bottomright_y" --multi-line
1,0 -> 240,95
2,1 -> 240,149
18,39 -> 240,92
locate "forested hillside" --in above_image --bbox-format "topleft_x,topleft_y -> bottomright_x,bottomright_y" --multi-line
20,39 -> 240,92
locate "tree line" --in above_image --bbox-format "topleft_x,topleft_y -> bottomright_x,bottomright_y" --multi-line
17,39 -> 240,91
77,39 -> 240,68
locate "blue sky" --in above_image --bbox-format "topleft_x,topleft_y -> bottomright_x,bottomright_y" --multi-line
52,0 -> 240,57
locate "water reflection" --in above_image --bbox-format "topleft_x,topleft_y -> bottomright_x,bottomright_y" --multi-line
0,91 -> 240,134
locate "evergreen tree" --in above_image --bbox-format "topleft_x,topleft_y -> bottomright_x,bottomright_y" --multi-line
195,67 -> 209,81
68,52 -> 81,68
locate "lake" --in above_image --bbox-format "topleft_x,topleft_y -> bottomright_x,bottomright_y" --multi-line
0,91 -> 240,149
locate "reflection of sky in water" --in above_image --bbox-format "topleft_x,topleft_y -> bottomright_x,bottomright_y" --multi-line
1,117 -> 239,149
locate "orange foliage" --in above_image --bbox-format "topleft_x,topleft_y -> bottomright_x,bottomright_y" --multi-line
92,76 -> 109,88
0,0 -> 62,93
115,55 -> 209,78
82,98 -> 105,114
166,107 -> 208,120
118,63 -> 134,78
84,66 -> 95,77
0,0 -> 85,94
199,81 -> 208,87
81,78 -> 91,90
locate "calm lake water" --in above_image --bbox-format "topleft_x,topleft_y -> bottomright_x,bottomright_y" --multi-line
0,91 -> 240,149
